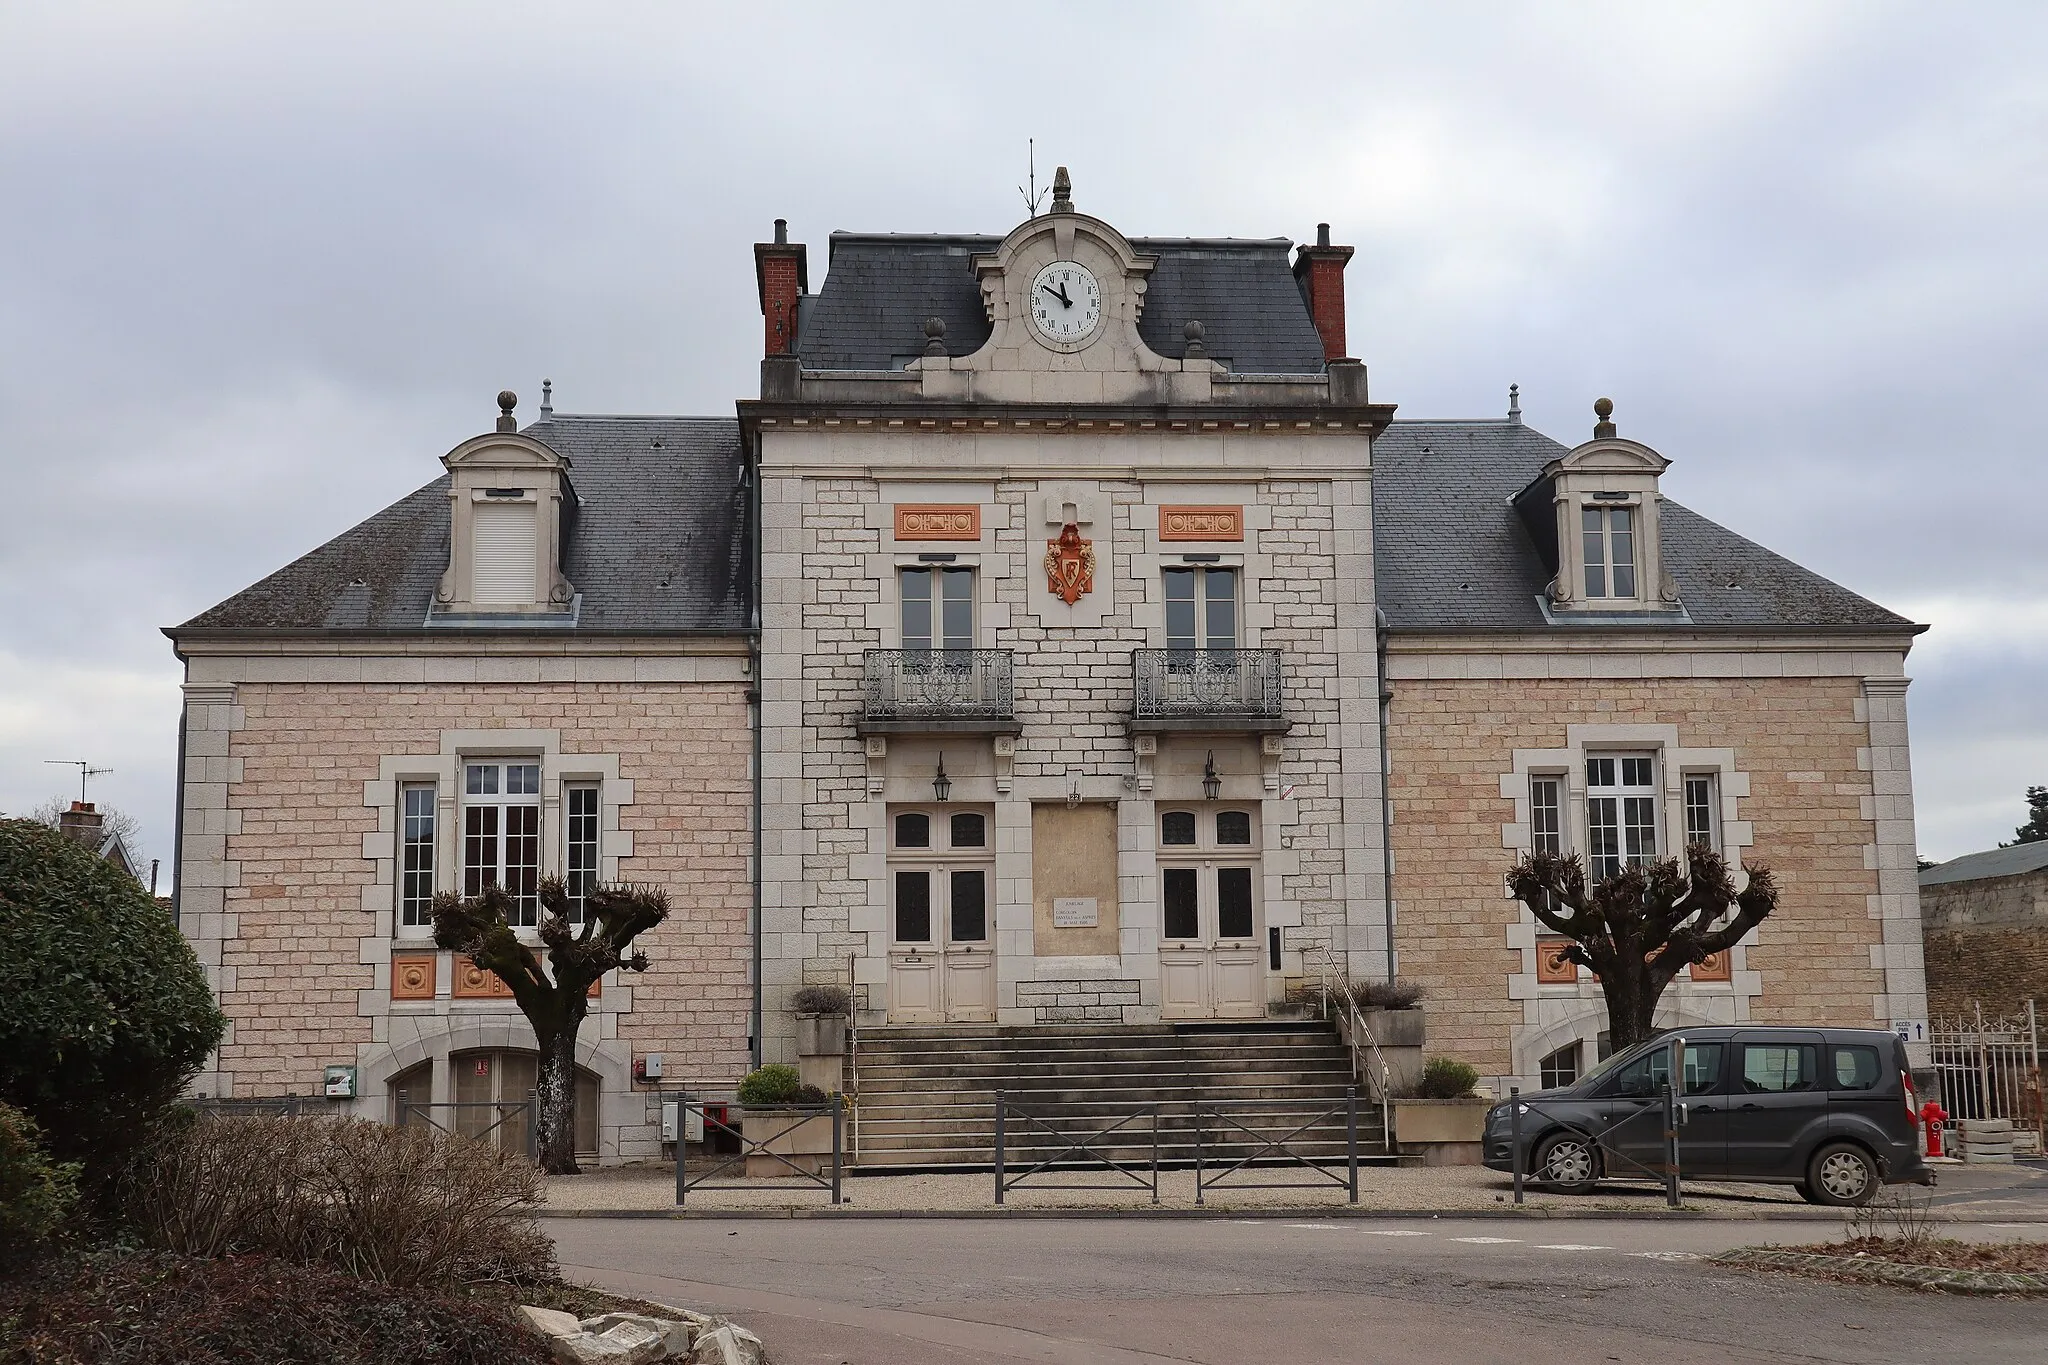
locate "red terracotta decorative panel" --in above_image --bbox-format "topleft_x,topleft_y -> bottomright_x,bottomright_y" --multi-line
390,953 -> 437,1001
1689,950 -> 1732,983
1536,937 -> 1580,984
894,505 -> 980,541
1158,505 -> 1244,542
452,960 -> 515,999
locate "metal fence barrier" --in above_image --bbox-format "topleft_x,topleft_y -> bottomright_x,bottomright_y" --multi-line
675,1097 -> 843,1206
397,1098 -> 539,1160
1194,1090 -> 1359,1205
1509,1035 -> 1688,1208
994,1096 -> 1161,1205
186,1095 -> 323,1119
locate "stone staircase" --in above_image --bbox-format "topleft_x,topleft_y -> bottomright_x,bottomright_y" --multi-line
846,1022 -> 1393,1170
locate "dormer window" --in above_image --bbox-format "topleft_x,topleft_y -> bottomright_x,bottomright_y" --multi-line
1581,504 -> 1636,600
432,391 -> 577,620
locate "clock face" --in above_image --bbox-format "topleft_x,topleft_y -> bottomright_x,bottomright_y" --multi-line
1029,260 -> 1102,344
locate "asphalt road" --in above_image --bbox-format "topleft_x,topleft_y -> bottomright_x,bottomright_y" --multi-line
550,1214 -> 2048,1364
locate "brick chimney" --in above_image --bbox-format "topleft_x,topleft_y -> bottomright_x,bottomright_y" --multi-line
1292,223 -> 1356,362
753,218 -> 809,358
58,801 -> 104,847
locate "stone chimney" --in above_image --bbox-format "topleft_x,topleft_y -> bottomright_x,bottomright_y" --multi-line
58,801 -> 104,847
1292,223 -> 1356,363
754,218 -> 809,359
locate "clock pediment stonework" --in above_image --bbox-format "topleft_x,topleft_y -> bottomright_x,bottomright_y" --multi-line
905,175 -> 1222,403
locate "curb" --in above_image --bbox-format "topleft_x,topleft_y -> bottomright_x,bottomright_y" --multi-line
1712,1247 -> 2048,1295
531,1203 -> 1862,1222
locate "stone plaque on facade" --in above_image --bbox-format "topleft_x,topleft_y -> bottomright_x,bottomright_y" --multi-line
894,504 -> 981,540
1158,505 -> 1243,541
1052,896 -> 1099,928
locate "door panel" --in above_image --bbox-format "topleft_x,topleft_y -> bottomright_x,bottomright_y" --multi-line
944,949 -> 995,1021
1601,1042 -> 1729,1177
1210,950 -> 1263,1018
888,864 -> 996,1023
1160,952 -> 1208,1020
1726,1035 -> 1827,1177
890,954 -> 940,1023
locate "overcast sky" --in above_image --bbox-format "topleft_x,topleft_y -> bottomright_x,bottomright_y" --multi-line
3,3 -> 2044,874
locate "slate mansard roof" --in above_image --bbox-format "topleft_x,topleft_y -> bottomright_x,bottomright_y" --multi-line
176,415 -> 749,636
1371,420 -> 1918,634
795,234 -> 1331,375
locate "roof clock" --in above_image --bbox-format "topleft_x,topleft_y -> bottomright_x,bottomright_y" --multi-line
1029,258 -> 1101,345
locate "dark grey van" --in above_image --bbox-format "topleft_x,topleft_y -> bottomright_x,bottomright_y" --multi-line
1482,1026 -> 1929,1206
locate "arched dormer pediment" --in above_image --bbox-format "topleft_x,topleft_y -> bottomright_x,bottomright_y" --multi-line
907,169 -> 1221,403
1546,436 -> 1670,480
433,394 -> 578,619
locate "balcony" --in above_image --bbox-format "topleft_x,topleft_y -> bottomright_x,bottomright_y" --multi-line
1130,648 -> 1288,734
859,649 -> 1019,735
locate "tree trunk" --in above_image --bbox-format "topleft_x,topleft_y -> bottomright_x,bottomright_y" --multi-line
1600,955 -> 1664,1054
535,1021 -> 583,1176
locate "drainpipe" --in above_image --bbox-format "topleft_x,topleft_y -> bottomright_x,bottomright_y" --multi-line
747,434 -> 765,1071
1374,607 -> 1396,983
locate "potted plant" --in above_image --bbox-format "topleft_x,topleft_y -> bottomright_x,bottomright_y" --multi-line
1350,977 -> 1426,1048
791,984 -> 852,1057
1391,1057 -> 1491,1165
737,1064 -> 837,1177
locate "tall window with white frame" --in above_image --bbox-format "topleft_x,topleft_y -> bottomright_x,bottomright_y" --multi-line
1581,504 -> 1636,600
399,783 -> 436,930
901,566 -> 973,654
1585,754 -> 1657,880
1683,773 -> 1719,853
564,783 -> 600,924
1163,566 -> 1238,654
1529,775 -> 1565,856
464,761 -> 541,927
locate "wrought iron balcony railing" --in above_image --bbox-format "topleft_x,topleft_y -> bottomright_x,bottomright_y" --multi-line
1132,648 -> 1285,722
862,649 -> 1015,725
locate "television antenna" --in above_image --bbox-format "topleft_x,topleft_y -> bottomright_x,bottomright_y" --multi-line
46,759 -> 112,804
1018,138 -> 1048,217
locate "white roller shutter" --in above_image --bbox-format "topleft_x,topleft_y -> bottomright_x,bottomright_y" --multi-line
471,501 -> 537,606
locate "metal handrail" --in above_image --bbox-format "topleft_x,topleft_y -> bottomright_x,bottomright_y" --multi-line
845,951 -> 860,1163
1304,943 -> 1395,1154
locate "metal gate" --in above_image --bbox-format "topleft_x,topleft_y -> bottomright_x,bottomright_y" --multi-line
1930,1001 -> 2043,1155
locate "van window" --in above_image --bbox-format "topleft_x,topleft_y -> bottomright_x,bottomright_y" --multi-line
1611,1043 -> 1724,1097
1830,1045 -> 1883,1092
1740,1043 -> 1819,1093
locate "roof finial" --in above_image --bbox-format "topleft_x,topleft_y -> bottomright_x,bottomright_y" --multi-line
1182,319 -> 1206,358
1051,165 -> 1073,214
1507,383 -> 1522,424
539,379 -> 553,416
923,316 -> 948,357
496,389 -> 518,433
1593,396 -> 1615,439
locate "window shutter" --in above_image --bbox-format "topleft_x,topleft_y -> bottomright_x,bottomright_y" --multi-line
471,502 -> 537,605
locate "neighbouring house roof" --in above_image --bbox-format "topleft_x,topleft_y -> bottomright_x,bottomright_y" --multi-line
795,233 -> 1330,375
1920,841 -> 2048,888
1370,420 -> 1919,634
173,415 -> 750,636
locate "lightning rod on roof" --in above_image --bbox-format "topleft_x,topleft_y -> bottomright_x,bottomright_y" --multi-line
1018,139 -> 1047,218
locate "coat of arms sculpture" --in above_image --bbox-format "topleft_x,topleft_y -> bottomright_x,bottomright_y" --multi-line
1044,523 -> 1096,605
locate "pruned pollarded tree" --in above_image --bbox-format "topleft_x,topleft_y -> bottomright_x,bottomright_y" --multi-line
432,877 -> 667,1175
1506,846 -> 1778,1054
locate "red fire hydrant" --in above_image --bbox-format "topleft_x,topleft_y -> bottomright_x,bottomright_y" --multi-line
1918,1100 -> 1948,1158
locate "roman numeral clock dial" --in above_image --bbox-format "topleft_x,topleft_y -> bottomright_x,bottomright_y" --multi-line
1029,260 -> 1102,344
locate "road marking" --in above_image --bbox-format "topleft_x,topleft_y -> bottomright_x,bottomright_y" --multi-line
1630,1251 -> 1703,1262
1449,1236 -> 1522,1244
1285,1222 -> 1341,1230
1356,1229 -> 1432,1236
1536,1244 -> 1612,1251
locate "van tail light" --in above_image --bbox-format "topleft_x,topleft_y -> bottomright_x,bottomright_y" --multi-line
1903,1071 -> 1916,1119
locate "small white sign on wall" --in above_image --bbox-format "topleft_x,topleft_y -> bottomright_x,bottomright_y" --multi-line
1892,1019 -> 1929,1045
1052,897 -> 1099,928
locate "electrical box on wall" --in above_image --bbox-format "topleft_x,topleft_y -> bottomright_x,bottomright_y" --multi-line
323,1065 -> 357,1100
660,1100 -> 704,1145
634,1053 -> 664,1083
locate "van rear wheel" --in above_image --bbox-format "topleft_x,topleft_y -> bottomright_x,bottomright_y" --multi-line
1533,1132 -> 1601,1194
1806,1143 -> 1878,1207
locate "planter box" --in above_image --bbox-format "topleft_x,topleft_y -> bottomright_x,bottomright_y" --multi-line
1360,1006 -> 1425,1050
741,1110 -> 837,1178
795,1014 -> 847,1057
1392,1097 -> 1489,1145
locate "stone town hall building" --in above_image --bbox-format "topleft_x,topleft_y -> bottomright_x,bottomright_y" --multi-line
169,177 -> 1930,1162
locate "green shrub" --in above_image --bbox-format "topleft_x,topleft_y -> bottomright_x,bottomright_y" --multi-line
789,983 -> 853,1015
0,819 -> 225,1198
0,1103 -> 80,1272
126,1115 -> 553,1289
736,1064 -> 806,1105
1415,1057 -> 1480,1099
2,1249 -> 556,1365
